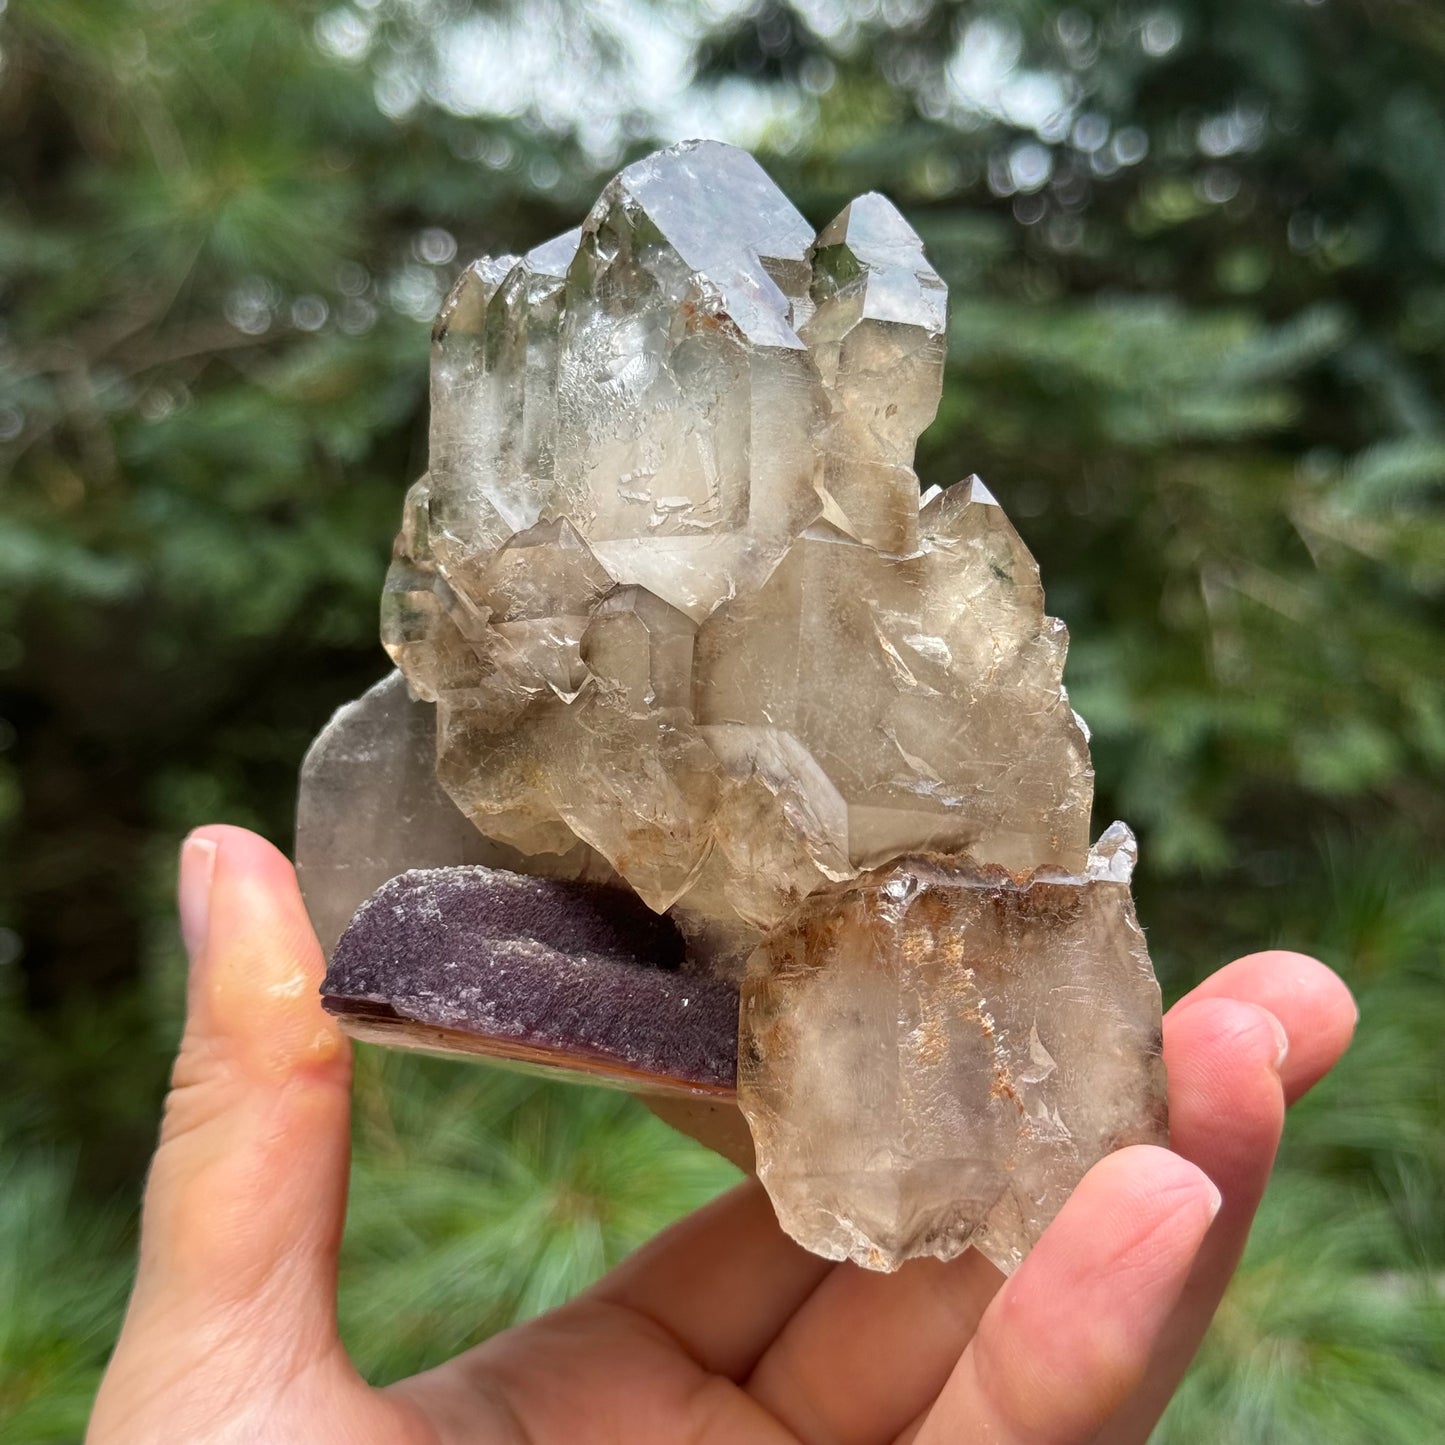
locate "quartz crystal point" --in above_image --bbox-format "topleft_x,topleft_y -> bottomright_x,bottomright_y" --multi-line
737,827 -> 1166,1273
299,138 -> 1167,1274
296,671 -> 613,955
381,137 -> 1090,940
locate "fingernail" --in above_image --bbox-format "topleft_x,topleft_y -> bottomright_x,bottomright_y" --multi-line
1203,1178 -> 1223,1223
179,834 -> 218,963
1265,1010 -> 1290,1072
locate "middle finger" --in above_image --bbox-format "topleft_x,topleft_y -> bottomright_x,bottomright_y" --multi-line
744,994 -> 1288,1445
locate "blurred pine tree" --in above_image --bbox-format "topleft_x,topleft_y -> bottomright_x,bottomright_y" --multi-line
0,1 -> 1440,1438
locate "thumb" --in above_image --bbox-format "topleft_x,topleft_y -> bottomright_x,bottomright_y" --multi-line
95,825 -> 354,1430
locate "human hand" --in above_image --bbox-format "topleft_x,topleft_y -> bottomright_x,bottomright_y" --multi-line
89,825 -> 1356,1444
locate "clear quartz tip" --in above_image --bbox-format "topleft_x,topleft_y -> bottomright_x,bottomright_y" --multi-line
1087,821 -> 1139,883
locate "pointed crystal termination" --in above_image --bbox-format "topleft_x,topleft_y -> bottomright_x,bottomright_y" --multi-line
300,139 -> 1167,1274
738,828 -> 1167,1273
803,192 -> 948,554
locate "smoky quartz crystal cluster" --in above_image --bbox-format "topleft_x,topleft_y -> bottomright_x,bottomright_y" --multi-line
298,140 -> 1167,1273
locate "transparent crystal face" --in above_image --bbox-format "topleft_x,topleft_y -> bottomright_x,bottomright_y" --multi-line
296,138 -> 1168,1272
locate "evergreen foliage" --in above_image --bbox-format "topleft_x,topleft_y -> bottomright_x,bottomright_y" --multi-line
1,1 -> 1440,1438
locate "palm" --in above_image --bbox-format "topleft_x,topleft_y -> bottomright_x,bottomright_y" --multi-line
393,1186 -> 981,1445
89,828 -> 1355,1445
